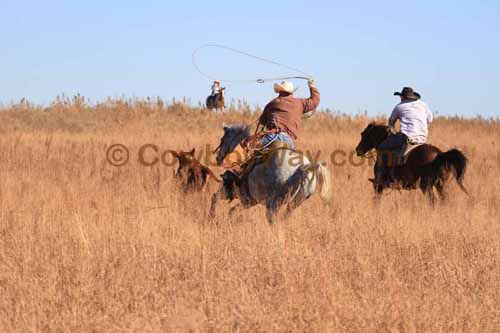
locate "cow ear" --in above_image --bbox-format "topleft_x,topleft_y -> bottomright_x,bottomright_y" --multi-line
189,148 -> 195,155
170,150 -> 180,158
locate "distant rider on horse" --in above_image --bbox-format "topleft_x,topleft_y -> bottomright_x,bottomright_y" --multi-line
258,78 -> 320,149
375,86 -> 433,186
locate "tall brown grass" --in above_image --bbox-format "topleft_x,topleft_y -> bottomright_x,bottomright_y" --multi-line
0,98 -> 499,331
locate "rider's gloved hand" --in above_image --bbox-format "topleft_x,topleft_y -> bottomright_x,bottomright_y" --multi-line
308,78 -> 317,89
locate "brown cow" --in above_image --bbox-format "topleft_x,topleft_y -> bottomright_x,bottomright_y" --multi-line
173,149 -> 220,192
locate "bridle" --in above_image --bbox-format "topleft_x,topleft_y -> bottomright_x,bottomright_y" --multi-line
212,143 -> 221,154
358,125 -> 391,162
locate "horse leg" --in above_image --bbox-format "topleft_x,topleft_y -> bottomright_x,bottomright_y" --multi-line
208,191 -> 220,220
420,178 -> 436,205
375,184 -> 384,195
265,199 -> 279,225
206,96 -> 213,110
217,102 -> 225,112
372,182 -> 384,203
284,195 -> 306,219
371,163 -> 384,197
428,189 -> 436,205
283,173 -> 313,219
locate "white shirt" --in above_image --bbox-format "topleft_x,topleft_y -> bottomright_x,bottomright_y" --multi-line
389,100 -> 433,144
211,84 -> 221,95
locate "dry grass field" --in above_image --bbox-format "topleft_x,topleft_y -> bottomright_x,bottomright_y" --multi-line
0,98 -> 499,331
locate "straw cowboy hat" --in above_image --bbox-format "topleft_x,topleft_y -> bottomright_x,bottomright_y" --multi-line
274,81 -> 296,94
394,87 -> 421,100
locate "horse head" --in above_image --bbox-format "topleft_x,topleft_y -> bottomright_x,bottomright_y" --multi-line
214,124 -> 250,165
173,148 -> 197,178
355,122 -> 390,156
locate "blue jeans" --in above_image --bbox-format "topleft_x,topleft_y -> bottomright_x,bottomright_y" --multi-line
378,132 -> 408,151
261,132 -> 295,150
377,133 -> 408,181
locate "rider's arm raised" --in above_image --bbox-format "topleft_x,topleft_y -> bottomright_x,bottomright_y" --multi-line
302,85 -> 320,113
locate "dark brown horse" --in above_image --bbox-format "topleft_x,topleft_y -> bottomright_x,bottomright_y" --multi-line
206,87 -> 225,111
173,149 -> 221,192
355,123 -> 468,201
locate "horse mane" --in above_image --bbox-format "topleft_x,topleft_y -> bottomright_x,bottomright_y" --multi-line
215,124 -> 251,165
225,124 -> 250,136
223,124 -> 251,145
361,122 -> 387,135
369,121 -> 388,128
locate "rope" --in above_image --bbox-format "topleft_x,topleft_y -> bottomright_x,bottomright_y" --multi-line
192,43 -> 313,84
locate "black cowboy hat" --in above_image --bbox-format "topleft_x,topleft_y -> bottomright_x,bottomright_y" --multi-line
394,87 -> 421,100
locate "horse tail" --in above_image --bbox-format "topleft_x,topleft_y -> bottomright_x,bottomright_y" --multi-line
315,163 -> 333,202
433,149 -> 468,195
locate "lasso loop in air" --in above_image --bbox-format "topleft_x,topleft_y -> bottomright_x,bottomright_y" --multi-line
192,43 -> 313,85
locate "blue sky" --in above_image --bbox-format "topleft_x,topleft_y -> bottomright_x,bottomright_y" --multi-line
1,0 -> 499,117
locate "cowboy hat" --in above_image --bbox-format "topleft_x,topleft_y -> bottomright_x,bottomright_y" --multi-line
394,87 -> 421,100
274,81 -> 296,94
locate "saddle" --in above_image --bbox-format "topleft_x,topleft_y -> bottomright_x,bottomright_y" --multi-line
222,128 -> 286,172
223,139 -> 289,175
221,138 -> 289,205
242,140 -> 289,173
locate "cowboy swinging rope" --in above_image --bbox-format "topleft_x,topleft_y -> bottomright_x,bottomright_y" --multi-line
196,43 -> 314,154
192,43 -> 314,85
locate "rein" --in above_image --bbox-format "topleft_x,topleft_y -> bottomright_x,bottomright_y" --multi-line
212,143 -> 221,154
359,124 -> 391,163
362,149 -> 377,163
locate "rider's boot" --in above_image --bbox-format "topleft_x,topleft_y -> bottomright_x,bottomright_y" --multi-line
375,168 -> 386,186
387,167 -> 396,185
373,154 -> 389,187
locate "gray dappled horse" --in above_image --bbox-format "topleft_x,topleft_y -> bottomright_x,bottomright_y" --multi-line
209,124 -> 332,223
